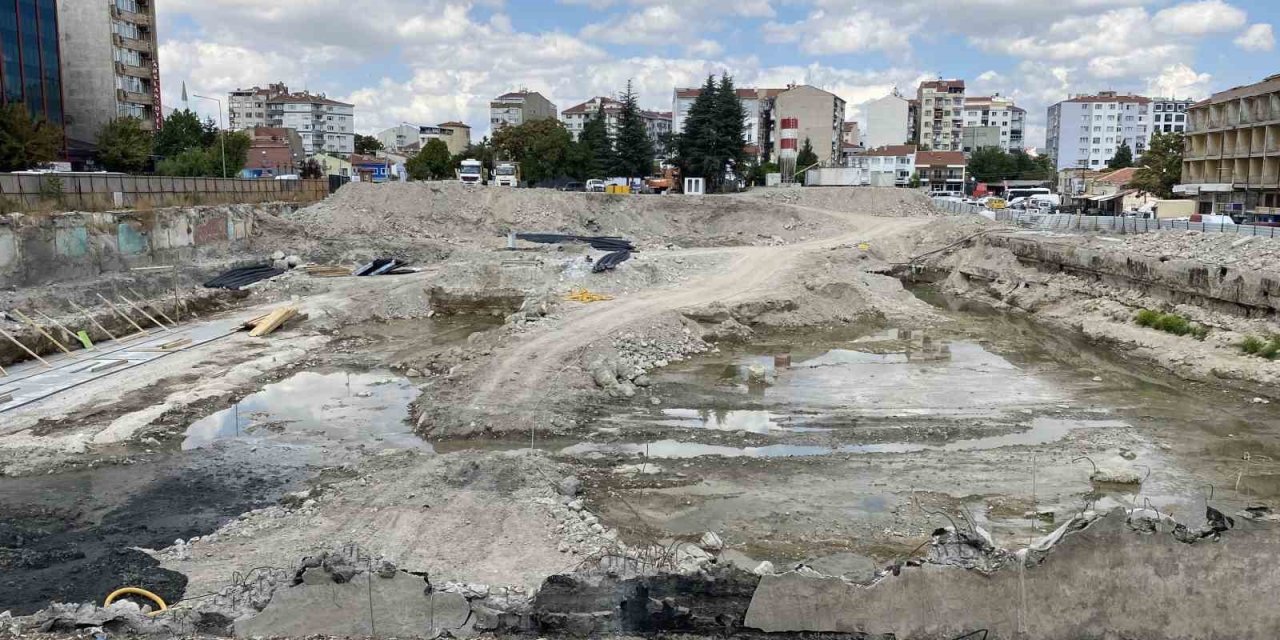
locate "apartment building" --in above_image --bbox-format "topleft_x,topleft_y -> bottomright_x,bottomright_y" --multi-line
374,124 -> 418,151
490,90 -> 557,130
857,145 -> 917,187
243,127 -> 304,177
56,0 -> 159,151
770,85 -> 846,166
962,95 -> 1025,151
227,84 -> 354,155
229,83 -> 287,130
916,80 -> 966,151
376,122 -> 471,155
907,99 -> 919,145
842,121 -> 860,148
1046,92 -> 1152,170
915,150 -> 967,192
1151,97 -> 1195,135
560,96 -> 672,149
2,0 -> 63,131
862,93 -> 909,149
1179,74 -> 1280,215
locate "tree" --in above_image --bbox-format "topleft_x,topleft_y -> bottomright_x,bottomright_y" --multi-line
1107,141 -> 1134,170
908,172 -> 921,188
406,138 -> 453,180
578,106 -> 613,178
156,148 -> 214,176
355,134 -> 383,155
796,138 -> 818,171
153,109 -> 206,159
213,130 -> 251,177
611,80 -> 654,180
490,118 -> 575,186
675,74 -> 747,192
299,157 -> 323,179
0,103 -> 62,171
95,117 -> 152,173
967,147 -> 1017,182
713,74 -> 747,187
1128,131 -> 1183,199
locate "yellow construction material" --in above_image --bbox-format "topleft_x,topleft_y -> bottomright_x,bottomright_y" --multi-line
248,306 -> 299,337
565,287 -> 613,303
104,587 -> 167,616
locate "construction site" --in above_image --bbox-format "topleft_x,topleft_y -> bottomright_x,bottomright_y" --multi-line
2,182 -> 1279,639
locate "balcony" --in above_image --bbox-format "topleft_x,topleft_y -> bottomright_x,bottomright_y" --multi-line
110,5 -> 152,26
114,62 -> 150,79
116,89 -> 151,105
113,34 -> 152,53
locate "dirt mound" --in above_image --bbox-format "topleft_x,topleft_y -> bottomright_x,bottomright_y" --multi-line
735,186 -> 939,217
283,182 -> 932,249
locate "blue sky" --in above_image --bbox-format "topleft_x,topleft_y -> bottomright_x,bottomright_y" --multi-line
157,0 -> 1277,147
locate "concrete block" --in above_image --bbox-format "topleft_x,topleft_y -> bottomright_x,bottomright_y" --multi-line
234,571 -> 469,639
116,221 -> 148,255
54,225 -> 89,258
0,228 -> 16,270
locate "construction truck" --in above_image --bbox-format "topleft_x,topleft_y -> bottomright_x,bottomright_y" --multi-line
493,161 -> 520,187
457,159 -> 485,185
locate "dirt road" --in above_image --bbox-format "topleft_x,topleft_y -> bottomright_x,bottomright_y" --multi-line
467,208 -> 931,415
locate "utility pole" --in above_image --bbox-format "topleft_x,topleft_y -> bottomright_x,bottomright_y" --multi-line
192,94 -> 228,178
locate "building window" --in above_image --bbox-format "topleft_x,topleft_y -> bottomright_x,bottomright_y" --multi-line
115,0 -> 139,12
111,20 -> 139,39
1155,104 -> 1164,112
112,46 -> 141,66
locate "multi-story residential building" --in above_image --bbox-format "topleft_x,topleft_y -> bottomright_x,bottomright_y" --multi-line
271,93 -> 354,155
959,126 -> 1001,152
962,95 -> 1025,151
916,80 -> 966,151
490,90 -> 557,130
842,121 -> 860,148
770,84 -> 846,166
673,86 -> 766,153
862,92 -> 910,149
1179,74 -> 1280,215
426,121 -> 471,156
907,98 -> 919,145
55,0 -> 159,152
229,83 -> 287,130
1150,97 -> 1194,135
914,150 -> 967,192
375,124 -> 419,151
1046,91 -> 1152,170
561,96 -> 672,150
857,145 -> 917,187
243,127 -> 304,177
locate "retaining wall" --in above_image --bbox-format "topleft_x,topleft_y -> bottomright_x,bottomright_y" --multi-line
968,233 -> 1280,317
0,203 -> 292,289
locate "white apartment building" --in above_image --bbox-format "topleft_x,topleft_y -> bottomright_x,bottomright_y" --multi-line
862,93 -> 911,150
376,124 -> 419,151
1151,98 -> 1195,135
1046,91 -> 1152,170
917,79 -> 966,151
962,95 -> 1025,151
272,95 -> 355,155
560,97 -> 672,149
857,145 -> 917,187
490,90 -> 557,130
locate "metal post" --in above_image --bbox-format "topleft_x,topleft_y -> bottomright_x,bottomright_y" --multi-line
192,94 -> 228,178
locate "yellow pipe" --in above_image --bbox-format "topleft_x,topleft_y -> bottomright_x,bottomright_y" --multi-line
103,587 -> 167,616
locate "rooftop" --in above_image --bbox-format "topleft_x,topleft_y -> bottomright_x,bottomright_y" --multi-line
269,93 -> 353,107
1062,91 -> 1151,105
1097,167 -> 1138,185
438,121 -> 470,128
1191,73 -> 1280,108
920,79 -> 965,92
858,144 -> 917,157
674,87 -> 763,100
562,96 -> 621,115
915,151 -> 966,166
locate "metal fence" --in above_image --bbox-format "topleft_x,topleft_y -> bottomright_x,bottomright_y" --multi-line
931,197 -> 1280,238
0,173 -> 328,212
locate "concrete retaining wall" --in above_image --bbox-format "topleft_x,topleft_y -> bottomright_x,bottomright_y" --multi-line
973,233 -> 1280,317
0,203 -> 291,289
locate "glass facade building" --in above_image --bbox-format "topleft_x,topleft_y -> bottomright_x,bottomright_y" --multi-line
0,0 -> 62,124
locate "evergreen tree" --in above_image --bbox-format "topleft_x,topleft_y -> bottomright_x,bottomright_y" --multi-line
152,109 -> 206,159
578,106 -> 612,178
795,138 -> 819,185
1107,142 -> 1134,169
611,80 -> 654,180
95,117 -> 152,173
713,74 -> 747,187
406,138 -> 453,180
675,75 -> 719,187
0,103 -> 63,172
299,158 -> 323,179
1129,132 -> 1183,198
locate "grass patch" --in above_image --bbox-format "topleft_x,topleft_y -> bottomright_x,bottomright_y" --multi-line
1241,335 -> 1280,359
1241,336 -> 1266,355
1134,309 -> 1209,340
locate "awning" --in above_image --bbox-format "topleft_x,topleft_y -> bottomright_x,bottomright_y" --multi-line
1087,190 -> 1133,203
1172,184 -> 1200,195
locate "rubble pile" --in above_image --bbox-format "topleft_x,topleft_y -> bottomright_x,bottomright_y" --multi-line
1115,230 -> 1280,273
742,186 -> 940,218
587,324 -> 712,398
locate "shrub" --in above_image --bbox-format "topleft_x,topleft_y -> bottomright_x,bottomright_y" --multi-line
1259,340 -> 1280,360
1241,336 -> 1266,354
1154,314 -> 1191,336
1135,309 -> 1160,327
1190,324 -> 1210,341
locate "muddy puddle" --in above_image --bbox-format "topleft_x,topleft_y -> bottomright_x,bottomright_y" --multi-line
183,370 -> 422,450
576,288 -> 1280,566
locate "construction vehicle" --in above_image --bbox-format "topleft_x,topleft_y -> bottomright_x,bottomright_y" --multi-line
457,159 -> 485,185
493,161 -> 520,187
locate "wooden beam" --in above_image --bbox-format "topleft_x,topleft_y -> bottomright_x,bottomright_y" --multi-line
68,300 -> 121,343
248,307 -> 298,337
0,325 -> 51,367
96,293 -> 149,336
35,310 -> 93,351
127,287 -> 178,327
118,294 -> 172,332
10,310 -> 73,356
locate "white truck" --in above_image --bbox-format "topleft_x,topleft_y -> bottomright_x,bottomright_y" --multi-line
457,159 -> 485,185
493,161 -> 520,187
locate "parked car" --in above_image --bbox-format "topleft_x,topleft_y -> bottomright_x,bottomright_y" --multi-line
559,182 -> 585,192
585,179 -> 606,193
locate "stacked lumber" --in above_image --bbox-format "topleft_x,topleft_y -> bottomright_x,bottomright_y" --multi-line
245,307 -> 301,337
303,265 -> 352,278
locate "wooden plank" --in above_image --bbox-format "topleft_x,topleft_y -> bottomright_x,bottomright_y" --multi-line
97,293 -> 150,336
69,300 -> 121,343
88,360 -> 127,373
11,310 -> 74,355
0,325 -> 52,367
128,287 -> 178,326
118,294 -> 172,332
248,307 -> 297,337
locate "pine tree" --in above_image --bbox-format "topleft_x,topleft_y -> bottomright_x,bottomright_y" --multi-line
713,74 -> 747,188
611,81 -> 653,180
675,75 -> 719,187
796,138 -> 818,184
1107,142 -> 1134,170
579,105 -> 612,178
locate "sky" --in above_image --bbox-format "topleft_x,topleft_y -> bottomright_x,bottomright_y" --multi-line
156,0 -> 1277,149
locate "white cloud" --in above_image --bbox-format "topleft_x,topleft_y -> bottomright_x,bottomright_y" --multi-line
1235,23 -> 1275,51
1146,63 -> 1213,99
764,9 -> 915,55
1153,0 -> 1247,35
578,0 -> 774,45
557,0 -> 616,7
685,39 -> 724,57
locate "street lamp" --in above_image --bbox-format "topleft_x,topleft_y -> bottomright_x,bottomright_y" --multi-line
191,93 -> 228,178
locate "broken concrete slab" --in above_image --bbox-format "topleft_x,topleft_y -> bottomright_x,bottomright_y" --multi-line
743,510 -> 1280,639
233,570 -> 469,639
804,552 -> 878,584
